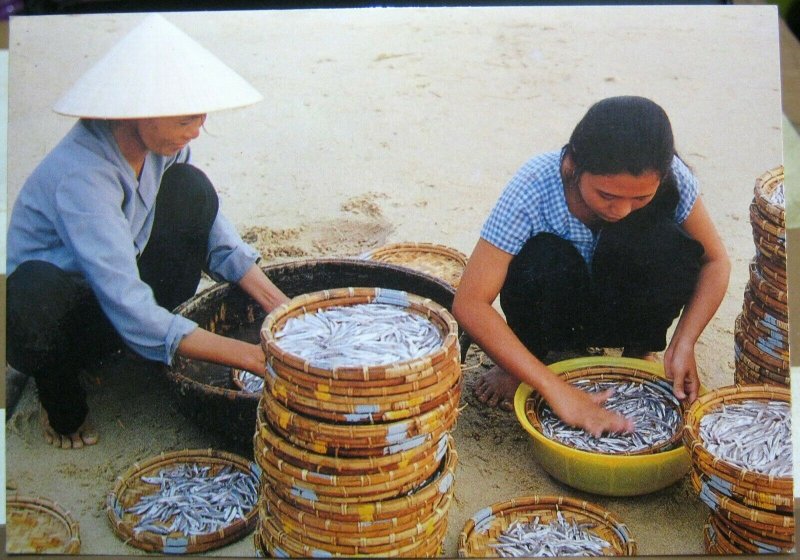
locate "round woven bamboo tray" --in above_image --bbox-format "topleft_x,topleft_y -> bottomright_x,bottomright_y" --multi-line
755,256 -> 787,290
744,284 -> 789,322
711,507 -> 795,552
256,434 -> 447,500
744,286 -> 788,323
260,479 -> 451,539
362,242 -> 468,288
259,509 -> 448,557
255,404 -> 449,476
166,258 -> 463,443
683,384 -> 793,497
266,412 -> 455,459
261,389 -> 458,450
259,487 -> 452,550
265,440 -> 456,522
749,204 -> 783,241
5,495 -> 81,554
753,166 -> 785,226
748,262 -> 788,305
266,350 -> 462,396
263,356 -> 462,421
689,471 -> 794,540
259,511 -> 447,558
524,367 -> 684,456
267,381 -> 461,425
261,386 -> 457,447
733,326 -> 789,372
106,449 -> 260,554
707,516 -> 747,554
457,495 -> 637,557
254,421 -> 448,488
690,466 -> 793,514
261,287 -> 460,382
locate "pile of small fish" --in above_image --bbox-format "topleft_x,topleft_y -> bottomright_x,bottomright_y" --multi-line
273,303 -> 443,368
767,182 -> 785,207
538,380 -> 682,453
127,463 -> 259,536
238,370 -> 264,393
490,513 -> 611,557
699,400 -> 792,477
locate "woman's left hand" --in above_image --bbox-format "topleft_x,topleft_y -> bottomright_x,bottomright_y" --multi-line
663,340 -> 700,404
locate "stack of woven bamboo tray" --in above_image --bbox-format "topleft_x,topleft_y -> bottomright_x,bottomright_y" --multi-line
254,287 -> 462,557
683,384 -> 794,554
735,166 -> 788,386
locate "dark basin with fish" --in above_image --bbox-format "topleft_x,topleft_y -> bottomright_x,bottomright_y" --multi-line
165,258 -> 468,446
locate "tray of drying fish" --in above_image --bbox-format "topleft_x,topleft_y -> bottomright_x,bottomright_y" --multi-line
514,357 -> 693,497
361,241 -> 468,289
5,495 -> 81,554
166,258 -> 463,443
683,384 -> 794,553
261,286 -> 460,382
458,495 -> 636,557
106,449 -> 260,554
683,384 -> 793,495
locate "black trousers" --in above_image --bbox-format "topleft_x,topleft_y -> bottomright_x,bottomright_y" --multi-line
6,164 -> 219,434
499,212 -> 704,358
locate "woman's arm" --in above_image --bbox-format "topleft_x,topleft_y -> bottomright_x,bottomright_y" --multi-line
237,263 -> 291,313
176,264 -> 291,375
663,197 -> 731,402
453,239 -> 633,436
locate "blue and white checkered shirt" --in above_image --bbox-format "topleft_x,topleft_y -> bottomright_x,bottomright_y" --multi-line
480,150 -> 698,264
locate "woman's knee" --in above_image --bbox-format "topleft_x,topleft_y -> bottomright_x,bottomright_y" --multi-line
159,163 -> 219,219
7,261 -> 87,370
504,233 -> 589,295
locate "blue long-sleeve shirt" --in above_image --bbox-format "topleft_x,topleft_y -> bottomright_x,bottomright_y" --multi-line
7,119 -> 259,364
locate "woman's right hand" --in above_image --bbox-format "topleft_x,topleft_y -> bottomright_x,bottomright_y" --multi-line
545,381 -> 634,437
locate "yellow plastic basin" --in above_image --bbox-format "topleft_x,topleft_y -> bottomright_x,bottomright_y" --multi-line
514,356 -> 693,497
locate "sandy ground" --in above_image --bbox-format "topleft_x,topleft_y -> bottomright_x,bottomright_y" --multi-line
3,5 -> 786,557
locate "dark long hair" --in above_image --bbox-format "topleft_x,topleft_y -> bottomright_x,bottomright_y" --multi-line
563,96 -> 680,216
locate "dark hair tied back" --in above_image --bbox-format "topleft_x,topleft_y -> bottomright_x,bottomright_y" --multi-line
565,96 -> 675,179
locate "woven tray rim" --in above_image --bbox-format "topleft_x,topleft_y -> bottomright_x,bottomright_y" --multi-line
6,494 -> 81,555
255,404 -> 450,475
457,495 -> 637,557
753,166 -> 785,224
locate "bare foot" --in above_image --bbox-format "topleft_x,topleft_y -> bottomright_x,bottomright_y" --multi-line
40,408 -> 99,449
473,365 -> 519,411
622,347 -> 659,362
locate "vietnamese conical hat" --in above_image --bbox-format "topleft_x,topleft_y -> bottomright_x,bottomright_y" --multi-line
53,14 -> 263,118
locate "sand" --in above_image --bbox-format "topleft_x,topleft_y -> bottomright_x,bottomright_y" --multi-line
4,5 -> 785,557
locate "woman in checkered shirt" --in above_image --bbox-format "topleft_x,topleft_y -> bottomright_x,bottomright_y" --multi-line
452,96 -> 730,436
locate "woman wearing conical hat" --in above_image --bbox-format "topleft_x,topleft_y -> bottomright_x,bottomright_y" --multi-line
6,15 -> 290,449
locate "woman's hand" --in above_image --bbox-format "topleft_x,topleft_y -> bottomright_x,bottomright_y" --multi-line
544,380 -> 635,437
663,339 -> 700,403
